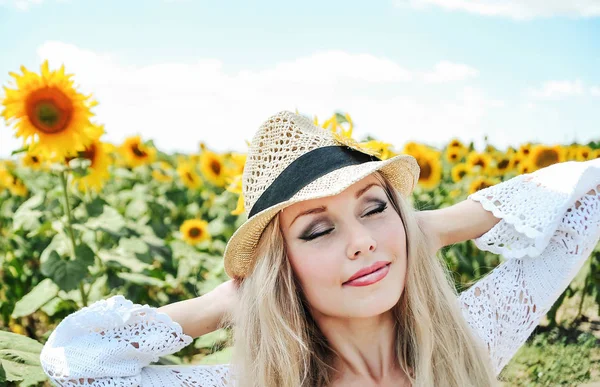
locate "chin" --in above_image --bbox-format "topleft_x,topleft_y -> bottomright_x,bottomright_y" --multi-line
348,287 -> 403,318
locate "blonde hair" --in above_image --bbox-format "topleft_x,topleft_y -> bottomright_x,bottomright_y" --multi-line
226,172 -> 497,386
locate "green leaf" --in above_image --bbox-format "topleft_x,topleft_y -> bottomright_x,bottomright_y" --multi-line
68,157 -> 92,177
98,249 -> 153,272
85,205 -> 126,234
116,272 -> 166,287
125,198 -> 148,219
0,331 -> 47,386
85,197 -> 108,217
75,243 -> 95,267
194,329 -> 229,349
12,193 -> 44,232
196,346 -> 233,365
41,251 -> 88,292
40,297 -> 66,317
11,279 -> 60,318
119,237 -> 149,255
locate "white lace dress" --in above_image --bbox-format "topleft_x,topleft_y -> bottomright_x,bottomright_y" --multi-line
39,159 -> 600,386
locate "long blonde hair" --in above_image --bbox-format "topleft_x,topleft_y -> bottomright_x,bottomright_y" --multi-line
226,172 -> 497,386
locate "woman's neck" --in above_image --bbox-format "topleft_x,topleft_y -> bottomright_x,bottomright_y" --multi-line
314,310 -> 406,385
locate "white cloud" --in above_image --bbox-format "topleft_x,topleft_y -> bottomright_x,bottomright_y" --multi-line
590,86 -> 600,96
0,41 -> 500,157
420,60 -> 479,83
527,80 -> 585,100
0,0 -> 44,10
396,0 -> 600,19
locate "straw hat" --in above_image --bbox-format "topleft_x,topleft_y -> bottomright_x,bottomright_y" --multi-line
223,111 -> 420,279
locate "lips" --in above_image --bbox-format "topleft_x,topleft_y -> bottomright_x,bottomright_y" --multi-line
344,261 -> 391,284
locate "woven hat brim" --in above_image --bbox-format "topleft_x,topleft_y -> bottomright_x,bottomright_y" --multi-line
223,153 -> 419,279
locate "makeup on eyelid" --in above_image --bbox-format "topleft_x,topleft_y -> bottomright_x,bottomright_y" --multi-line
299,201 -> 388,241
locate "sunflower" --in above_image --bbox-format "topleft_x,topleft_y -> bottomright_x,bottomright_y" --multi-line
177,162 -> 202,189
180,219 -> 211,245
151,162 -> 173,183
468,176 -> 498,195
575,146 -> 592,161
493,155 -> 512,176
449,188 -> 462,199
227,152 -> 247,176
518,143 -> 532,157
565,145 -> 579,161
322,112 -> 353,138
451,163 -> 469,183
484,144 -> 498,154
444,147 -> 464,164
517,159 -> 535,175
402,141 -> 427,157
21,150 -> 45,170
448,138 -> 465,149
120,136 -> 156,167
466,152 -> 492,173
226,175 -> 245,215
359,140 -> 395,160
509,153 -> 524,171
5,173 -> 28,196
0,166 -> 10,192
591,149 -> 600,159
415,152 -> 442,190
1,60 -> 98,159
529,145 -> 565,170
69,138 -> 111,192
200,150 -> 228,187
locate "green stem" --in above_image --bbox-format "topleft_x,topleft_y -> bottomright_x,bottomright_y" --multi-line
575,276 -> 589,323
60,171 -> 88,307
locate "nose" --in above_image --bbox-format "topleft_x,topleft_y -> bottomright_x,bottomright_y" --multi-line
346,223 -> 377,260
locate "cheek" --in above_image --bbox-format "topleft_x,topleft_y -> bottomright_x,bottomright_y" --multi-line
288,244 -> 341,288
377,214 -> 408,259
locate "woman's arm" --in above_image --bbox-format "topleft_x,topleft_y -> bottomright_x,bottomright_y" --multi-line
417,198 -> 502,251
157,279 -> 238,339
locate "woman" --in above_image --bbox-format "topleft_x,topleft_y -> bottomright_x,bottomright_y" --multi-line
40,111 -> 600,386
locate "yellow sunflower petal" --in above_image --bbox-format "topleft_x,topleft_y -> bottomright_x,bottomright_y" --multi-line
1,60 -> 98,159
180,219 -> 211,245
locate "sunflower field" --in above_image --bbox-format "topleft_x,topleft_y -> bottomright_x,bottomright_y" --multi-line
1,62 -> 599,386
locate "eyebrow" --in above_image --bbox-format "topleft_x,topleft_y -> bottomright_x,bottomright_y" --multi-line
289,182 -> 380,227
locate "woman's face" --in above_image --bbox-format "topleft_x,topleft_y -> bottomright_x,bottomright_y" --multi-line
278,174 -> 408,319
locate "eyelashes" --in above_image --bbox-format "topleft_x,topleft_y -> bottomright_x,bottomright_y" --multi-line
299,202 -> 388,241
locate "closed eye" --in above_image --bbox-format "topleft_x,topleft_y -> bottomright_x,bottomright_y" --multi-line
299,203 -> 388,241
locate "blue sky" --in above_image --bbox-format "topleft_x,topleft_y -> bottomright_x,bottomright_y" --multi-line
1,0 -> 599,157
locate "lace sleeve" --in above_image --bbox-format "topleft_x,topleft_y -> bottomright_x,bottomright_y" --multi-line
40,295 -> 231,386
458,159 -> 600,376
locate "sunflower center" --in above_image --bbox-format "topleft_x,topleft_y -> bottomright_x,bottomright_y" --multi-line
497,159 -> 509,169
32,156 -> 39,163
26,87 -> 73,134
418,158 -> 432,180
186,172 -> 194,182
131,144 -> 147,158
535,150 -> 559,168
458,170 -> 466,179
474,181 -> 491,192
210,159 -> 221,175
474,158 -> 485,168
81,143 -> 97,166
189,227 -> 202,238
